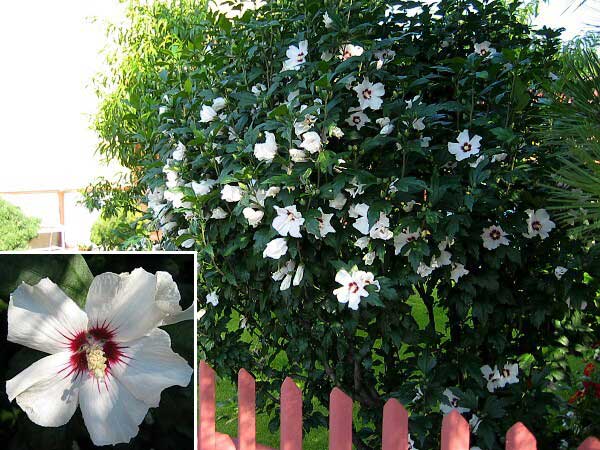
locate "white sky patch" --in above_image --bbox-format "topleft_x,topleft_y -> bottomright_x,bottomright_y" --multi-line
533,0 -> 599,41
0,0 -> 126,192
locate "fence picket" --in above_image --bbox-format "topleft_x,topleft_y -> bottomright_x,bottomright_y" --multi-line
441,410 -> 470,450
199,361 -> 216,450
579,437 -> 600,450
329,387 -> 353,450
382,398 -> 408,450
238,369 -> 256,450
198,362 -> 598,450
506,422 -> 536,450
280,377 -> 302,450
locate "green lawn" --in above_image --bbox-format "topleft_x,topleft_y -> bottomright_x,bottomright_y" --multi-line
214,292 -> 447,448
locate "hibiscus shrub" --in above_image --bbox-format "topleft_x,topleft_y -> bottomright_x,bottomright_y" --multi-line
88,0 -> 600,448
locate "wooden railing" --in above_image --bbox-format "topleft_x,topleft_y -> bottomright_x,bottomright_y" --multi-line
198,361 -> 600,450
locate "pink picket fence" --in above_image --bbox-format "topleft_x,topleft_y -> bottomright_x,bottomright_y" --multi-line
198,361 -> 600,450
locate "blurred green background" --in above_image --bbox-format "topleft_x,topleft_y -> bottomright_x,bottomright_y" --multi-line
0,253 -> 195,450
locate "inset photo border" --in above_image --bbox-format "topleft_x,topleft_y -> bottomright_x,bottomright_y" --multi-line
0,251 -> 196,450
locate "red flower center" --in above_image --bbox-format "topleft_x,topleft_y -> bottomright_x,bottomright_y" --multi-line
348,282 -> 359,294
61,323 -> 128,381
490,229 -> 501,240
532,220 -> 542,231
362,89 -> 372,99
462,143 -> 472,152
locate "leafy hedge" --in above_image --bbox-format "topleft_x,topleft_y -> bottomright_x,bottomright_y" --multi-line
87,0 -> 600,448
0,198 -> 40,251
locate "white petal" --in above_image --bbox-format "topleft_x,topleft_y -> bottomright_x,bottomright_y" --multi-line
155,271 -> 182,315
79,373 -> 149,446
6,351 -> 82,427
8,278 -> 88,354
159,301 -> 196,326
85,268 -> 166,343
110,328 -> 192,408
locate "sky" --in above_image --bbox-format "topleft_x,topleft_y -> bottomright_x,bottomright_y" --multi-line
0,0 -> 596,193
0,0 -> 126,192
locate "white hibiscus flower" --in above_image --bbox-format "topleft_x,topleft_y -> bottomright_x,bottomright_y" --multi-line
394,228 -> 421,255
330,126 -> 344,138
283,40 -> 308,70
211,207 -> 228,219
243,207 -> 264,227
200,105 -> 218,123
345,178 -> 366,198
448,129 -> 482,161
333,268 -> 375,310
289,148 -> 308,162
254,131 -> 278,163
440,389 -> 470,415
523,208 -> 555,240
405,95 -> 421,109
354,236 -> 370,250
498,363 -> 519,387
469,415 -> 482,434
376,117 -> 394,135
480,365 -> 502,392
206,291 -> 219,306
263,237 -> 288,259
369,212 -> 393,240
211,96 -> 226,111
412,117 -> 425,131
6,270 -> 193,446
329,192 -> 347,210
374,49 -> 396,69
492,152 -> 507,162
363,251 -> 376,265
481,225 -> 510,250
417,262 -> 434,278
554,266 -> 568,280
251,83 -> 267,95
348,203 -> 370,235
172,141 -> 186,160
353,77 -> 385,110
474,41 -> 496,57
191,178 -> 217,196
315,207 -> 336,238
272,205 -> 305,238
339,43 -> 364,60
272,260 -> 296,291
221,184 -> 243,202
299,131 -> 322,153
450,263 -> 469,282
346,107 -> 371,129
323,11 -> 333,28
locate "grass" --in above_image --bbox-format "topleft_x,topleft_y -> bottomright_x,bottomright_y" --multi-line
214,292 -> 448,448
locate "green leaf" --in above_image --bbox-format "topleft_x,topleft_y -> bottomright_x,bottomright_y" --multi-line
0,254 -> 94,307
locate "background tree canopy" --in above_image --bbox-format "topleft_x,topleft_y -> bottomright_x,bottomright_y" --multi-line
86,0 -> 599,449
0,199 -> 40,251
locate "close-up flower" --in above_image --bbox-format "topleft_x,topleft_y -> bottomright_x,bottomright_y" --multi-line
6,268 -> 193,446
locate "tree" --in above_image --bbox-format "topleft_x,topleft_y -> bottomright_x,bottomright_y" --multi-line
0,198 -> 40,250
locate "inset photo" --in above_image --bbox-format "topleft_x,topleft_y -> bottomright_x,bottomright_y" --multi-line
0,252 -> 196,450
